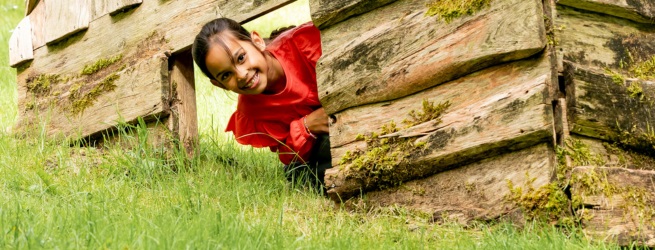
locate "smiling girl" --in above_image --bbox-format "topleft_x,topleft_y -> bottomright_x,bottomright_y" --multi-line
192,18 -> 330,190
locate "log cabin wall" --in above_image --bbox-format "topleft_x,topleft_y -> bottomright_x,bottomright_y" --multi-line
311,0 -> 655,245
9,0 -> 296,152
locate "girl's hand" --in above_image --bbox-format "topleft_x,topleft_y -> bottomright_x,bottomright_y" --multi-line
305,108 -> 329,134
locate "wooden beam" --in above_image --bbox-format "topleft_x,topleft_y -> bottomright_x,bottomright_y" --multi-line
90,0 -> 143,20
558,0 -> 655,24
357,143 -> 554,224
316,0 -> 547,114
8,17 -> 34,67
29,0 -> 45,50
15,0 -> 291,140
564,63 -> 655,149
168,50 -> 198,156
556,6 -> 655,74
325,55 -> 555,200
44,0 -> 91,45
309,0 -> 397,29
571,166 -> 655,247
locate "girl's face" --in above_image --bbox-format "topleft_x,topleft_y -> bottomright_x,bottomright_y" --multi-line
205,31 -> 273,95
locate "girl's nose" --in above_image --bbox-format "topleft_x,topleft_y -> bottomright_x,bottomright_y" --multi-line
235,65 -> 248,81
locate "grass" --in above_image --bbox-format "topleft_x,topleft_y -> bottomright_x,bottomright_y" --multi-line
0,0 -> 623,249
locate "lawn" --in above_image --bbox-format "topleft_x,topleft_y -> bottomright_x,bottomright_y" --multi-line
0,0 -> 619,249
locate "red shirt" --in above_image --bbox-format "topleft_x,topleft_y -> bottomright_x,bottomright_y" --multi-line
225,22 -> 322,165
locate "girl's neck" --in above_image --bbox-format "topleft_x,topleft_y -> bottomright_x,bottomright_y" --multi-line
263,52 -> 286,95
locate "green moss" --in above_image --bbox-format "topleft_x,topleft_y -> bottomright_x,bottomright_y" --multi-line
627,81 -> 643,99
630,55 -> 655,81
340,100 -> 451,190
425,0 -> 491,23
70,73 -> 120,114
26,74 -> 60,95
506,179 -> 569,224
80,54 -> 123,75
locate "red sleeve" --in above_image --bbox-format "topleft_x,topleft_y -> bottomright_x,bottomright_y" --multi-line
226,111 -> 316,165
292,22 -> 322,68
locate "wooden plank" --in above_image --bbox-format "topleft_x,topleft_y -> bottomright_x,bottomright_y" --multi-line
15,0 -> 293,140
571,166 -> 655,247
309,0 -> 397,29
564,63 -> 655,149
556,6 -> 655,74
558,0 -> 655,24
9,17 -> 34,67
90,0 -> 143,20
44,0 -> 91,45
29,0 -> 45,50
168,50 -> 198,156
570,136 -> 655,171
325,56 -> 555,201
317,0 -> 547,114
25,0 -> 39,16
355,143 -> 554,224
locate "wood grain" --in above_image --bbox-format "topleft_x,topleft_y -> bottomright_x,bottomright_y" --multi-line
556,6 -> 655,74
309,0 -> 397,29
358,143 -> 554,224
564,62 -> 655,148
25,0 -> 39,16
571,166 -> 655,247
16,0 -> 290,140
317,0 -> 547,114
168,50 -> 198,156
29,1 -> 45,50
8,17 -> 34,67
558,0 -> 655,24
44,0 -> 91,45
90,0 -> 142,19
325,56 -> 555,200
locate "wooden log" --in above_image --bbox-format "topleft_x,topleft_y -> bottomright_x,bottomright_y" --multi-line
566,136 -> 655,171
168,50 -> 198,155
8,17 -> 34,67
325,55 -> 555,201
355,143 -> 554,224
564,63 -> 655,150
15,0 -> 291,140
29,0 -> 45,50
571,166 -> 655,247
556,6 -> 655,74
558,0 -> 655,24
317,0 -> 547,114
90,0 -> 143,20
44,0 -> 91,45
309,0 -> 397,29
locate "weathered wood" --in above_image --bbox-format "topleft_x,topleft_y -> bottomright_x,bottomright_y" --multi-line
309,0 -> 397,29
566,136 -> 655,171
354,143 -> 554,224
571,166 -> 655,247
90,0 -> 143,20
317,0 -> 547,114
558,0 -> 655,24
44,0 -> 91,45
8,17 -> 34,67
168,50 -> 198,155
556,6 -> 655,74
15,0 -> 291,140
325,56 -> 555,201
29,0 -> 45,50
25,0 -> 39,16
564,63 -> 655,150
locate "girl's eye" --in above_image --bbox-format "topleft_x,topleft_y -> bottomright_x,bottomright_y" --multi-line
237,53 -> 246,63
220,72 -> 231,81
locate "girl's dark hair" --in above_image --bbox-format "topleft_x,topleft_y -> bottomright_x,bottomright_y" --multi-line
192,18 -> 252,80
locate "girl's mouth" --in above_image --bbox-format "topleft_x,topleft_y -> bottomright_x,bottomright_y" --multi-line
242,72 -> 259,90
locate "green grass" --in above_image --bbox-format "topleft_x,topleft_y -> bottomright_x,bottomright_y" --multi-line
0,0 -> 622,249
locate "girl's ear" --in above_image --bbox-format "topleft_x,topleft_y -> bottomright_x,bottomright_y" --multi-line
250,31 -> 266,51
210,79 -> 227,89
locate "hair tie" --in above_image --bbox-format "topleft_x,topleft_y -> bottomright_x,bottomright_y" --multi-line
303,116 -> 318,139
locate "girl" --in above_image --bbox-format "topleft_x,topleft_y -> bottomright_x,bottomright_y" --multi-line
192,18 -> 331,189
